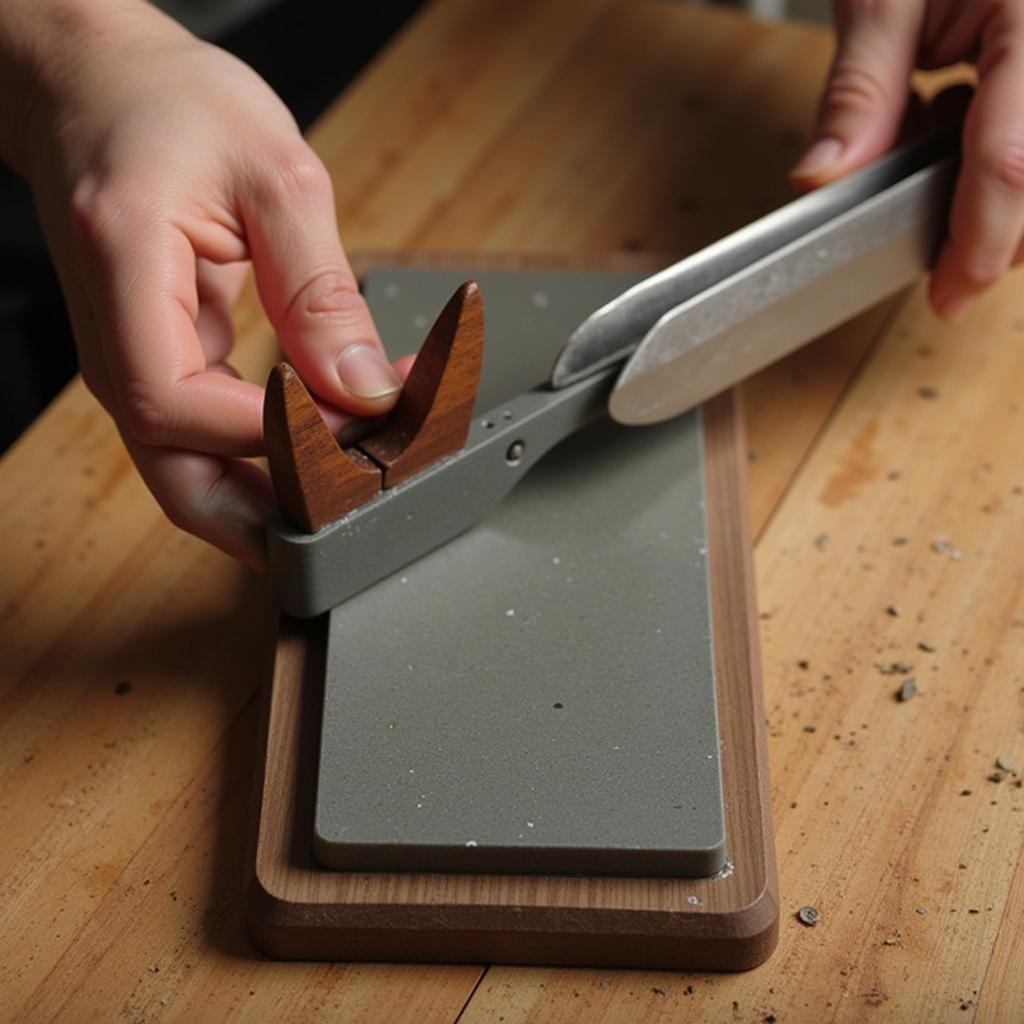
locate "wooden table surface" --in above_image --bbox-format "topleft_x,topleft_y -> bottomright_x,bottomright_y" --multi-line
3,1 -> 1022,1020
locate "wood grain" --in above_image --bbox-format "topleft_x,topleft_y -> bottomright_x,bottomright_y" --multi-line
248,385 -> 776,970
360,280 -> 484,486
264,363 -> 382,532
4,0 -> 1021,1019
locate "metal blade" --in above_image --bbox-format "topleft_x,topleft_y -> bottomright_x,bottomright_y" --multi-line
608,149 -> 957,424
550,128 -> 959,392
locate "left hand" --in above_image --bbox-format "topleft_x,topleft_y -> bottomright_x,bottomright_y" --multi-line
791,0 -> 1024,322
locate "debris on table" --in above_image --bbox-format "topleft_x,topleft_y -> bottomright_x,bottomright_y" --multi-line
876,661 -> 914,676
931,537 -> 964,560
886,603 -> 902,617
918,640 -> 937,653
796,905 -> 820,927
896,679 -> 918,702
995,756 -> 1016,774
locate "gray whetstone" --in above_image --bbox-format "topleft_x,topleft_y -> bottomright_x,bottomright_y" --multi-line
313,269 -> 726,877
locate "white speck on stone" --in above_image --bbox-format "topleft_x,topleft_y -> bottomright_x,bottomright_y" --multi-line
506,608 -> 515,617
552,556 -> 561,565
531,291 -> 550,309
526,821 -> 535,828
687,895 -> 702,905
416,802 -> 423,808
400,576 -> 409,584
465,840 -> 478,847
413,314 -> 428,329
384,282 -> 400,298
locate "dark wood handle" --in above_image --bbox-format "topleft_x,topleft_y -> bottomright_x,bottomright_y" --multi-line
264,280 -> 485,533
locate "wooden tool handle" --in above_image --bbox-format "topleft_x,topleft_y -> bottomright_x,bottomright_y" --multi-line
264,280 -> 484,533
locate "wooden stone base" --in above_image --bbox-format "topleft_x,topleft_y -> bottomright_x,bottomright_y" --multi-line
246,385 -> 778,970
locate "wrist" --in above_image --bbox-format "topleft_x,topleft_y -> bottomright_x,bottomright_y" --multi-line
0,0 -> 186,175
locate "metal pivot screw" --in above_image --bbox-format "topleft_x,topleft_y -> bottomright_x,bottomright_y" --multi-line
506,440 -> 526,465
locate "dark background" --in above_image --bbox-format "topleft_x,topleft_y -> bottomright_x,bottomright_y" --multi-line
0,0 -> 423,453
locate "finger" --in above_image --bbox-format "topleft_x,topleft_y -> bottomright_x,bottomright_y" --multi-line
59,266 -> 272,568
195,259 -> 246,365
121,434 -> 275,570
792,0 -> 925,188
237,144 -> 401,416
73,203 -> 266,456
930,12 -> 1024,319
318,351 -> 418,443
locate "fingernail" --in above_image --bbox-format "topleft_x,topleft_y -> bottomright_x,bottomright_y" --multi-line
934,292 -> 975,323
336,344 -> 401,399
791,137 -> 844,180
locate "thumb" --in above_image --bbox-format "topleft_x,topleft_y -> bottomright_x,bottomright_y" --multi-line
243,145 -> 402,416
791,0 -> 924,188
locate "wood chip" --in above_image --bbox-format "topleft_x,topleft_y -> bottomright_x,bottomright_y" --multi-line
918,641 -> 937,653
995,756 -> 1016,773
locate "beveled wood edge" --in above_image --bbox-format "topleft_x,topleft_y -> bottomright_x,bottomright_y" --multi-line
246,255 -> 777,970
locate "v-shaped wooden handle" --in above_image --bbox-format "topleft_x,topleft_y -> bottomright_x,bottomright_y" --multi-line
264,280 -> 484,533
263,364 -> 382,533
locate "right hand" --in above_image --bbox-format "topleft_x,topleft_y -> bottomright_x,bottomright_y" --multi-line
16,2 -> 406,568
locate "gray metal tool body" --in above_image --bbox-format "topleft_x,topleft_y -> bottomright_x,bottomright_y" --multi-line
269,131 -> 958,617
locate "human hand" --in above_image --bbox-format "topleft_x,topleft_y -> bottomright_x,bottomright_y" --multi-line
791,0 -> 1024,322
11,2 -> 405,568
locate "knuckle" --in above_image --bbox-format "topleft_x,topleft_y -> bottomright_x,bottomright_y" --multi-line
983,141 -> 1024,192
266,146 -> 333,204
121,386 -> 171,446
958,258 -> 1003,290
68,179 -> 125,249
287,270 -> 367,326
822,58 -> 890,118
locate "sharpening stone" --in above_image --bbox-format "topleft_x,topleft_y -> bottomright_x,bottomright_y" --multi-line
312,268 -> 726,877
